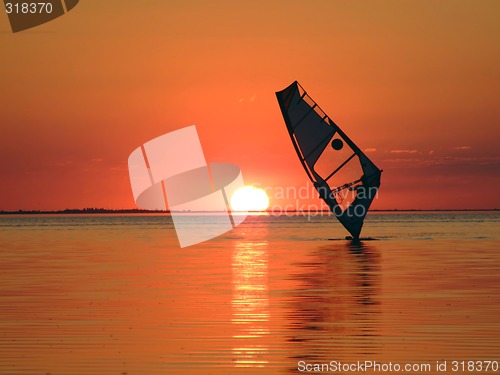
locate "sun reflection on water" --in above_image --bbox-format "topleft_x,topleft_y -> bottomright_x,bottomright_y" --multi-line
231,240 -> 269,367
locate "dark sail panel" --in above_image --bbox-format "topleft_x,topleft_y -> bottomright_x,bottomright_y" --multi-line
276,81 -> 382,239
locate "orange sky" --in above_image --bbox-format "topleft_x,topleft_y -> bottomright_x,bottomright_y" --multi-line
1,0 -> 499,211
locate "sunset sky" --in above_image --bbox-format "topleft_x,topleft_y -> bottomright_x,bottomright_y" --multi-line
1,0 -> 499,211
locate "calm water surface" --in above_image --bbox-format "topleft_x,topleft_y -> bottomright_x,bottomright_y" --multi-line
0,212 -> 499,374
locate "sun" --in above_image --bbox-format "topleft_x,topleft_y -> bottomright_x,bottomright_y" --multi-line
230,185 -> 269,212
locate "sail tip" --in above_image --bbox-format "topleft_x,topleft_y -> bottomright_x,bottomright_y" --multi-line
276,80 -> 299,94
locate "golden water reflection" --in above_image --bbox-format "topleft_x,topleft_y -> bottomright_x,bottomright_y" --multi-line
1,214 -> 499,374
286,242 -> 382,365
231,240 -> 269,368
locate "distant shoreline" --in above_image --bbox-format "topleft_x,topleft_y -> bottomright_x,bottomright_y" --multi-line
0,208 -> 498,215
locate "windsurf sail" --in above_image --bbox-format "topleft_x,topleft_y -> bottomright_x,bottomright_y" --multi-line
276,81 -> 382,239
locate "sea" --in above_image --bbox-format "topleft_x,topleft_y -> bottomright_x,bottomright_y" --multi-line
0,212 -> 499,375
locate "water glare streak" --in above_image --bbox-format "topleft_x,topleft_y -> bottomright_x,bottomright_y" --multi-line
231,240 -> 270,368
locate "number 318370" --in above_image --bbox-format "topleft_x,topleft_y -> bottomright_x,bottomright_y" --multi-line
5,2 -> 53,14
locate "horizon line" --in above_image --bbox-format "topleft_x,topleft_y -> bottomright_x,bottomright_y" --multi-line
0,208 -> 498,215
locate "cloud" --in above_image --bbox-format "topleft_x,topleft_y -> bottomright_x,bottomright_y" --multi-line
364,148 -> 377,153
238,95 -> 257,103
455,146 -> 472,150
390,149 -> 418,154
382,155 -> 500,167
